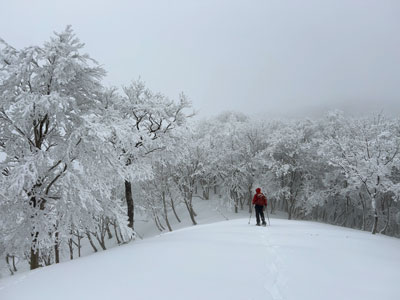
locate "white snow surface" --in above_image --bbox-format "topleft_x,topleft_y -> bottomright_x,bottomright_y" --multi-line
0,217 -> 399,300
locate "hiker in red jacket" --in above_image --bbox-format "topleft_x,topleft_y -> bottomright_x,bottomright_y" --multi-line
252,188 -> 267,226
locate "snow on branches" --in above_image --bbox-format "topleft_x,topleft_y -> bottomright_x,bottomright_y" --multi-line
0,27 -> 192,271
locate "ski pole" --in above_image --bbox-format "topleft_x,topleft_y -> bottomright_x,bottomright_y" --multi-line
248,206 -> 253,224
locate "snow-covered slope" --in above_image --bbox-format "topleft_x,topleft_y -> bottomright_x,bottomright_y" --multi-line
0,218 -> 399,300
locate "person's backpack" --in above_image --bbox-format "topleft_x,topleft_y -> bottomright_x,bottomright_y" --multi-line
256,193 -> 267,206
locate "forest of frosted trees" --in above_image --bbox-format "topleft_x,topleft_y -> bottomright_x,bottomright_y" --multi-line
1,27 -> 400,275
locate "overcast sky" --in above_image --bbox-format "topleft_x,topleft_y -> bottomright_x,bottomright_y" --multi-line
1,0 -> 400,118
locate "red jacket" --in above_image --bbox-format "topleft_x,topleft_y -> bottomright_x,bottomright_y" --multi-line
252,192 -> 267,206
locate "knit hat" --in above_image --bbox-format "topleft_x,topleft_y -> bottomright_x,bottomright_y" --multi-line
256,188 -> 261,193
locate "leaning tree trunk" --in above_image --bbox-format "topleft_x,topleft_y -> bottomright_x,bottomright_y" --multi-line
6,255 -> 17,275
112,222 -> 122,244
162,191 -> 173,232
125,180 -> 134,230
169,194 -> 181,223
106,222 -> 113,239
86,231 -> 98,253
188,188 -> 197,217
152,209 -> 165,231
184,196 -> 197,225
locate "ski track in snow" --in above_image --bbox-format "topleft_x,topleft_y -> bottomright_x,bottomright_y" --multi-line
260,226 -> 286,300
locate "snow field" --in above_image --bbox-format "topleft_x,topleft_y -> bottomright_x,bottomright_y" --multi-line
1,216 -> 399,300
0,196 -> 250,278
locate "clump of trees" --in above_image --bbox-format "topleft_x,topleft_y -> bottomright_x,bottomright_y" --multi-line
1,27 -> 399,277
180,111 -> 400,236
0,27 -> 191,273
139,110 -> 400,238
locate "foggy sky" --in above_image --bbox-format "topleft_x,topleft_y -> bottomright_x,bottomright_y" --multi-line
1,0 -> 400,118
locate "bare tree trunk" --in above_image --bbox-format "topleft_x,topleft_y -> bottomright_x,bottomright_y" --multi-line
283,195 -> 289,215
371,193 -> 379,234
340,196 -> 350,227
151,207 -> 166,231
125,180 -> 134,230
68,238 -> 74,260
191,205 -> 197,217
162,191 -> 173,231
30,232 -> 39,270
6,254 -> 14,275
239,194 -> 245,210
29,195 -> 40,270
156,214 -> 166,230
86,231 -> 98,253
202,185 -> 210,200
113,222 -> 121,244
248,184 -> 253,213
96,235 -> 107,250
153,213 -> 164,231
41,251 -> 52,266
322,209 -> 326,222
359,193 -> 367,230
380,207 -> 390,235
94,226 -> 107,251
270,198 -> 276,214
106,220 -> 113,239
188,190 -> 197,217
288,195 -> 296,220
232,190 -> 239,214
12,255 -> 17,272
54,231 -> 60,264
184,197 -> 197,225
372,208 -> 378,234
169,194 -> 181,223
154,217 -> 163,231
77,232 -> 82,257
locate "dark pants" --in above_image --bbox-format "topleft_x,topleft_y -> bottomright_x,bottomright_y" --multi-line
255,205 -> 266,224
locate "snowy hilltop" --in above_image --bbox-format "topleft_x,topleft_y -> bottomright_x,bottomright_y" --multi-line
1,25 -> 400,300
0,217 -> 399,300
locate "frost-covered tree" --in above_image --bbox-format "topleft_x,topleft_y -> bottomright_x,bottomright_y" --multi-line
0,26 -> 131,269
137,150 -> 185,232
323,112 -> 400,234
214,113 -> 252,212
170,127 -> 210,225
113,80 -> 192,230
266,121 -> 313,219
